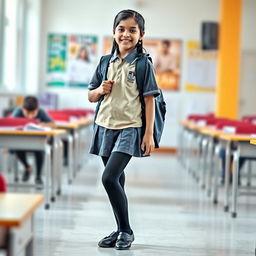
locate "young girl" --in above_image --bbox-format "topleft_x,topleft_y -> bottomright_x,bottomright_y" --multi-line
88,9 -> 159,250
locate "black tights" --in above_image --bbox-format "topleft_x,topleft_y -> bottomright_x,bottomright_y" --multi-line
101,152 -> 132,234
15,151 -> 44,178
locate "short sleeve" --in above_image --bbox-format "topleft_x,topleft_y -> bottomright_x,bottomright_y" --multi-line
143,60 -> 160,97
12,108 -> 23,117
88,58 -> 103,91
38,109 -> 53,123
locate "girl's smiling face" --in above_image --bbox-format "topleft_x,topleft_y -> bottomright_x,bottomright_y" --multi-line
113,18 -> 144,56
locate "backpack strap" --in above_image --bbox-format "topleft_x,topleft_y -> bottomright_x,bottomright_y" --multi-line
100,54 -> 113,80
94,54 -> 112,122
135,53 -> 149,98
135,53 -> 151,126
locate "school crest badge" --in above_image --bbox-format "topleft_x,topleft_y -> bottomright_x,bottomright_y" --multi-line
127,71 -> 136,83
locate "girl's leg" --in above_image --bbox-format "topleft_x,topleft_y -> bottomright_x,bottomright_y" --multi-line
101,152 -> 132,234
101,156 -> 125,232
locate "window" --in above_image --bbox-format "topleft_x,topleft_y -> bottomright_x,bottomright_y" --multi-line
0,0 -> 25,92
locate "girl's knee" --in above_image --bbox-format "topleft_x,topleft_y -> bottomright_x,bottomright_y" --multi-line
102,173 -> 115,188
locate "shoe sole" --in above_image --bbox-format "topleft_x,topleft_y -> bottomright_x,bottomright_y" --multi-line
115,246 -> 131,250
98,242 -> 116,248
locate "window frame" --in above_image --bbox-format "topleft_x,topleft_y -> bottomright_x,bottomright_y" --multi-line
0,0 -> 5,88
0,0 -> 27,93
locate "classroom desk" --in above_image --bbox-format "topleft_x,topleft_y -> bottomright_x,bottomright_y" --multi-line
250,139 -> 256,145
0,193 -> 44,256
178,120 -> 205,172
249,139 -> 256,256
218,133 -> 255,217
178,121 -> 215,184
0,129 -> 66,209
56,118 -> 93,181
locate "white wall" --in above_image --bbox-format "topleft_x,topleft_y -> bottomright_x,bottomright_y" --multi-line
39,0 -> 256,147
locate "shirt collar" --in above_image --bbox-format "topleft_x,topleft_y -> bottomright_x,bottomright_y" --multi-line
110,48 -> 138,64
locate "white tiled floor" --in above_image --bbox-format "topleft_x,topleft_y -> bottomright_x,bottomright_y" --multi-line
16,154 -> 256,255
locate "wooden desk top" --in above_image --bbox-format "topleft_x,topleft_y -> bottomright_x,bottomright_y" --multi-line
0,129 -> 66,136
200,127 -> 224,137
219,133 -> 254,141
0,193 -> 44,227
179,120 -> 208,132
56,118 -> 93,130
250,139 -> 256,145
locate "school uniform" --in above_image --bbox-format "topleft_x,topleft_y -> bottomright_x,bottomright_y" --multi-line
88,48 -> 160,157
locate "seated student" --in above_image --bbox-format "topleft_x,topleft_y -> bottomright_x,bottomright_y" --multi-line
12,96 -> 56,185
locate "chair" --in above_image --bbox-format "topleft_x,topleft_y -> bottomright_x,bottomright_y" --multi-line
0,173 -> 7,192
47,111 -> 70,122
0,117 -> 39,127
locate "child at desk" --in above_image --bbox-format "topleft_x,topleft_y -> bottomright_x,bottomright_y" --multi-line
12,96 -> 56,185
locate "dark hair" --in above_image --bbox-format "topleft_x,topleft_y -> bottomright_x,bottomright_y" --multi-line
77,46 -> 89,62
162,40 -> 171,47
23,96 -> 39,111
111,9 -> 145,55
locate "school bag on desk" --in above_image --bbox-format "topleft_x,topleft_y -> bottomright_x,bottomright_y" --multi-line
95,53 -> 166,148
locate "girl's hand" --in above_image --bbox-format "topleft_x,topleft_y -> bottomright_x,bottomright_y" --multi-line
98,80 -> 114,95
141,133 -> 155,156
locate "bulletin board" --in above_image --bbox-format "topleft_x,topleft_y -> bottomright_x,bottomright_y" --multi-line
47,34 -> 98,88
103,37 -> 182,90
185,41 -> 217,92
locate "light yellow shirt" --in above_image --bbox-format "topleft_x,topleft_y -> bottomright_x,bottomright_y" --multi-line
95,57 -> 142,129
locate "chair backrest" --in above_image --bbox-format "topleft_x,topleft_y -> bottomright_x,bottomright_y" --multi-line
47,111 -> 70,121
187,113 -> 215,123
0,173 -> 7,192
61,109 -> 95,117
242,116 -> 256,125
205,117 -> 229,125
0,118 -> 39,127
235,123 -> 256,134
215,120 -> 245,130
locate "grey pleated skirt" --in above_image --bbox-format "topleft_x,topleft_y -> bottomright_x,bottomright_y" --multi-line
89,124 -> 144,157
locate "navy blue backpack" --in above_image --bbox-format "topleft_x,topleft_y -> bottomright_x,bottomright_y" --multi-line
95,53 -> 166,148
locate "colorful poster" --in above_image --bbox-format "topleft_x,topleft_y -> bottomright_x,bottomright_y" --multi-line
47,34 -> 98,87
103,37 -> 182,90
47,34 -> 67,86
185,41 -> 217,92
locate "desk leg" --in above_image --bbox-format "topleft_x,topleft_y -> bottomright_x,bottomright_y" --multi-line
224,140 -> 231,212
45,144 -> 51,210
213,144 -> 221,204
73,131 -> 79,178
247,160 -> 252,187
200,138 -> 208,189
68,135 -> 74,184
25,238 -> 34,256
195,135 -> 202,182
186,132 -> 193,173
57,138 -> 63,196
50,136 -> 59,202
231,147 -> 240,218
207,137 -> 214,197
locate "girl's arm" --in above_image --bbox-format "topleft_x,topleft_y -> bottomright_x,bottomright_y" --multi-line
141,95 -> 155,155
88,80 -> 114,102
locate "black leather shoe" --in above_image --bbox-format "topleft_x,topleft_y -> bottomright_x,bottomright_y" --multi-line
98,231 -> 119,248
35,177 -> 43,185
115,232 -> 135,250
22,170 -> 31,182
